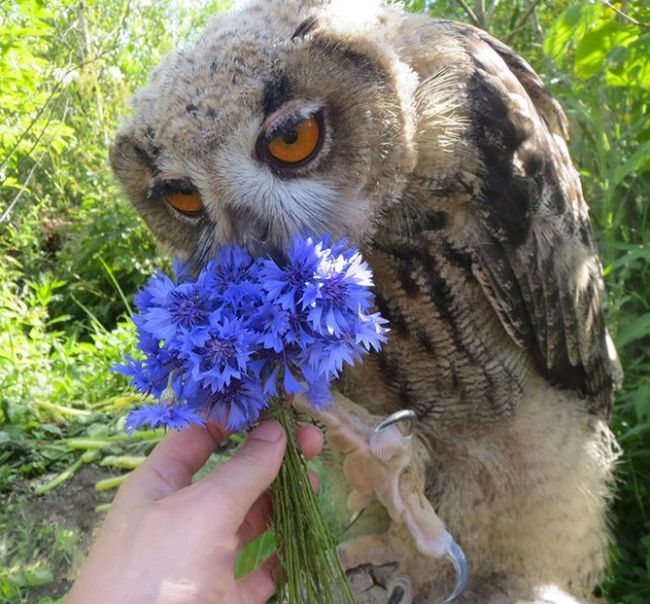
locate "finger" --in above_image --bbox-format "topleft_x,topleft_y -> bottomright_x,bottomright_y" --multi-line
194,420 -> 286,524
237,555 -> 278,604
119,421 -> 228,502
237,491 -> 272,546
296,424 -> 324,460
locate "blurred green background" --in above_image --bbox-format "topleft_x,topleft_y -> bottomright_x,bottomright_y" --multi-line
0,1 -> 648,602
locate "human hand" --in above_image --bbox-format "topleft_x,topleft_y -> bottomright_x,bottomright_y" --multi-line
66,420 -> 323,604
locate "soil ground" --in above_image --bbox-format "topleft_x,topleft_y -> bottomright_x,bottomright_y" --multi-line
0,466 -> 112,604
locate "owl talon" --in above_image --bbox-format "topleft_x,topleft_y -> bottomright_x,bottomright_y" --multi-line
294,394 -> 468,599
443,539 -> 468,603
375,409 -> 417,436
369,409 -> 417,462
387,575 -> 413,604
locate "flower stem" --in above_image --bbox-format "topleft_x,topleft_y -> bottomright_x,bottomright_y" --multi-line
270,404 -> 356,604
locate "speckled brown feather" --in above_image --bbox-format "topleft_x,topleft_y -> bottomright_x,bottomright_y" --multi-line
348,19 -> 620,426
110,2 -> 620,601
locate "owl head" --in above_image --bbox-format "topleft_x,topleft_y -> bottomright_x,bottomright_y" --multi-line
110,0 -> 413,264
109,0 -> 452,266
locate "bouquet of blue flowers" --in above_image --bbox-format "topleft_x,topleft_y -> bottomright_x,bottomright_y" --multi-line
117,236 -> 387,603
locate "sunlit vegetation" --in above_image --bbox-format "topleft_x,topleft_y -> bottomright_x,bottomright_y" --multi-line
1,1 -> 648,602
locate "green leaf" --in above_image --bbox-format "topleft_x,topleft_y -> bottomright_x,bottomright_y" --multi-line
632,385 -> 650,422
617,313 -> 650,347
574,18 -> 639,80
22,566 -> 53,588
607,32 -> 650,90
619,420 -> 650,442
610,140 -> 650,189
543,2 -> 602,63
235,531 -> 275,579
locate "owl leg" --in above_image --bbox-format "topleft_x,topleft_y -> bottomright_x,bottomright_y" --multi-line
294,393 -> 468,602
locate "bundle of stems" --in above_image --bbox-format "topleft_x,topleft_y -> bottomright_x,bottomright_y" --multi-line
270,404 -> 357,604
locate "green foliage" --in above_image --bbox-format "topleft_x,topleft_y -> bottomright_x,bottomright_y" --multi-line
0,493 -> 79,604
1,0 -> 649,602
406,2 -> 650,601
539,7 -> 650,597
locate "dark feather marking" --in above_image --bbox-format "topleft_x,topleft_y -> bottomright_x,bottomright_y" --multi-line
262,74 -> 292,115
372,237 -> 521,419
416,328 -> 436,354
375,239 -> 486,366
441,241 -> 473,272
376,351 -> 399,385
467,69 -> 533,246
375,351 -> 425,415
375,292 -> 408,336
291,15 -> 318,40
419,248 -> 519,415
542,159 -> 566,213
134,146 -> 159,173
309,36 -> 389,83
422,210 -> 448,231
463,35 -> 615,413
398,381 -> 414,409
397,262 -> 420,297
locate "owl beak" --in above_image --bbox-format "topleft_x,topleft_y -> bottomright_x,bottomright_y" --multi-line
225,206 -> 263,242
224,205 -> 286,261
246,236 -> 285,263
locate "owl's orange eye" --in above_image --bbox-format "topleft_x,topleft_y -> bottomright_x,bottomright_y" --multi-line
266,117 -> 321,165
166,190 -> 203,215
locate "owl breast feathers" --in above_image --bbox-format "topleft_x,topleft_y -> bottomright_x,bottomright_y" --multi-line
110,1 -> 620,601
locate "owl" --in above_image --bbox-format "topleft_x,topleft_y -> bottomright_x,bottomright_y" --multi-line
109,1 -> 622,602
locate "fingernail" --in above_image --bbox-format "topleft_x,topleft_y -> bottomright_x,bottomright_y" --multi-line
250,420 -> 284,443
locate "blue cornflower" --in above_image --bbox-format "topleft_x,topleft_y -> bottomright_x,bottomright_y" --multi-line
144,343 -> 192,398
137,330 -> 161,356
133,272 -> 170,313
259,237 -> 320,311
113,357 -> 153,394
208,378 -> 268,432
199,245 -> 261,309
126,403 -> 205,434
141,282 -> 210,341
300,365 -> 333,409
304,338 -> 361,380
118,237 -> 388,434
353,311 -> 388,351
251,299 -> 291,353
304,245 -> 375,337
184,315 -> 257,393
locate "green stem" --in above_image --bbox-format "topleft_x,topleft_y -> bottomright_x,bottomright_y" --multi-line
35,400 -> 92,417
34,450 -> 99,495
270,405 -> 356,604
100,455 -> 146,469
95,472 -> 132,492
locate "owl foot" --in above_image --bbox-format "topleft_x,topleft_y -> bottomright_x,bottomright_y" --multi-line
340,534 -> 465,603
294,393 -> 468,602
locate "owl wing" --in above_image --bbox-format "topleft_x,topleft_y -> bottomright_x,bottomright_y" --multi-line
450,25 -> 619,415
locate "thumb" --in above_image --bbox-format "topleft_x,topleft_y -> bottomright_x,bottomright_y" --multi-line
194,420 -> 286,524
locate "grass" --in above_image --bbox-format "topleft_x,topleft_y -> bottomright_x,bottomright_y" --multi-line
1,209 -> 648,602
0,1 -> 648,601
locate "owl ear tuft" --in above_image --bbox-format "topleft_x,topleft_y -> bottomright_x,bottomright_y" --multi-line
291,15 -> 319,40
